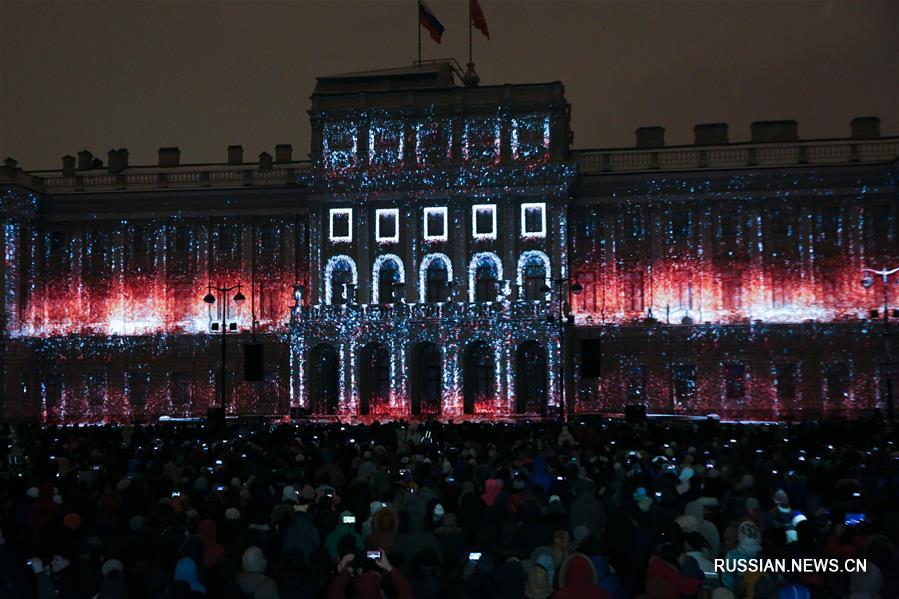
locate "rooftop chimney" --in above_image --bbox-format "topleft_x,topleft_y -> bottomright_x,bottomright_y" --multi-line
228,145 -> 243,165
750,120 -> 798,143
77,150 -> 94,170
851,116 -> 880,139
258,151 -> 273,171
4,157 -> 18,172
107,148 -> 129,174
158,147 -> 180,167
635,126 -> 665,148
693,123 -> 729,145
62,155 -> 76,177
275,144 -> 293,163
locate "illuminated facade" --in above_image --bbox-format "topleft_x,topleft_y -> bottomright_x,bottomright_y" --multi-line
1,63 -> 897,422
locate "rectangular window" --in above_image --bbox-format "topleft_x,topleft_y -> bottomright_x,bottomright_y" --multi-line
868,204 -> 892,244
520,203 -> 547,238
674,273 -> 693,311
822,206 -> 841,241
825,363 -> 850,402
673,365 -> 697,405
775,363 -> 797,400
770,207 -> 791,237
127,371 -> 149,408
329,208 -> 353,243
50,230 -> 67,254
624,272 -> 644,313
719,209 -> 738,237
722,275 -> 742,311
86,372 -> 106,407
771,275 -> 789,308
260,224 -> 275,250
627,365 -> 646,402
375,208 -> 399,243
416,120 -> 451,167
627,209 -> 645,239
259,288 -> 280,320
424,207 -> 448,241
724,363 -> 746,400
674,211 -> 692,238
472,204 -> 497,240
43,374 -> 63,411
175,226 -> 191,252
463,118 -> 500,165
172,372 -> 192,412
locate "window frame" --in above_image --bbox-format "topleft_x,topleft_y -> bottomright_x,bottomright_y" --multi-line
471,204 -> 497,240
375,208 -> 400,244
423,207 -> 448,242
329,208 -> 353,243
520,202 -> 547,239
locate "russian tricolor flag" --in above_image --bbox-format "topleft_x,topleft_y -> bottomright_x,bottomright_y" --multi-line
419,0 -> 445,43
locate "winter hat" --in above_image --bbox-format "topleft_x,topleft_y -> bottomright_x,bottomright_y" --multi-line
242,546 -> 267,574
102,559 -> 124,576
524,564 -> 552,599
224,507 -> 241,520
282,485 -> 298,503
230,477 -> 241,488
26,487 -> 39,499
116,478 -> 131,491
676,514 -> 699,533
773,489 -> 789,506
63,513 -> 81,530
432,503 -> 445,522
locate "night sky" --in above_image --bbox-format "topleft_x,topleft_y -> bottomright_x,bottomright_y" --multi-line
1,0 -> 896,170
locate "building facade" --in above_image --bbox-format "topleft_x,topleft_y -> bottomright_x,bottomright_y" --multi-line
1,63 -> 897,422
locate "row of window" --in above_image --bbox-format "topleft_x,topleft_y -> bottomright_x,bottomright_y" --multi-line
328,203 -> 548,244
619,362 -> 854,404
324,251 -> 552,305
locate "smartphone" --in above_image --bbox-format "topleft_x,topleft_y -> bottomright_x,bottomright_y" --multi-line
852,491 -> 861,498
655,491 -> 662,498
215,459 -> 223,466
342,515 -> 356,524
468,552 -> 482,562
171,491 -> 181,498
366,550 -> 382,560
845,513 -> 865,526
216,485 -> 226,492
556,476 -> 564,481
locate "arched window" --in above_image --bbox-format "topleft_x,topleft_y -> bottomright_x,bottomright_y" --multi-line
469,253 -> 503,303
359,343 -> 390,415
410,343 -> 442,415
517,251 -> 550,302
463,341 -> 494,414
372,254 -> 405,304
419,254 -> 454,303
515,341 -> 547,415
308,344 -> 339,415
324,255 -> 357,305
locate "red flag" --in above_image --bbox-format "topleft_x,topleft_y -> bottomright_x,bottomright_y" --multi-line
470,0 -> 489,39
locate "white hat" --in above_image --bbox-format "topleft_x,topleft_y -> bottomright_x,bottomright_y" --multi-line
225,507 -> 241,520
102,559 -> 124,576
26,487 -> 39,499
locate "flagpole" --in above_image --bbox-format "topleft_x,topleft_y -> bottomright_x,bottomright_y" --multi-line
417,0 -> 422,63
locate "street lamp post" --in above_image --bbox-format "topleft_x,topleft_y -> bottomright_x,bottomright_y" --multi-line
861,266 -> 898,420
540,277 -> 583,422
203,283 -> 246,415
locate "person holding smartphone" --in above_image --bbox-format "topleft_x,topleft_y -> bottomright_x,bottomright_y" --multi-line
324,511 -> 364,561
326,550 -> 412,599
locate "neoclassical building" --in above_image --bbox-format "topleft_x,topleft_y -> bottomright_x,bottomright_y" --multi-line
1,62 -> 897,422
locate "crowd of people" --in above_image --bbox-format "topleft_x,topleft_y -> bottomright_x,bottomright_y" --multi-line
0,415 -> 897,598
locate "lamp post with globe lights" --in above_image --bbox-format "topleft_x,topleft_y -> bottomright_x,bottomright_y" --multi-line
861,266 -> 899,420
540,277 -> 584,422
203,283 -> 246,416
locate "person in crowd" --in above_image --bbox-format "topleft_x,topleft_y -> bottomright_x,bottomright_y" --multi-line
0,416 -> 897,599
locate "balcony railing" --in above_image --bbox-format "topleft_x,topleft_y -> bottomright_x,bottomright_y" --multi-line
574,138 -> 899,175
296,300 -> 554,323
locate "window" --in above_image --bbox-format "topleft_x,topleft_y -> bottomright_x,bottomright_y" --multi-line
463,118 -> 500,165
326,256 -> 356,305
416,120 -> 451,167
86,372 -> 106,407
43,374 -> 63,411
825,363 -> 849,403
627,365 -> 646,402
719,209 -> 738,237
724,363 -> 746,400
624,272 -> 644,313
674,273 -> 693,311
375,208 -> 399,243
260,224 -> 275,250
377,260 -> 400,304
627,208 -> 645,239
867,204 -> 892,244
127,371 -> 149,408
172,372 -> 192,412
821,272 -> 840,302
775,363 -> 797,400
329,208 -> 353,242
425,259 -> 449,302
521,203 -> 547,238
475,264 -> 497,302
821,206 -> 841,241
522,255 -> 547,302
674,211 -> 692,238
770,207 -> 791,237
50,231 -> 67,254
259,288 -> 280,319
722,275 -> 742,311
423,207 -> 448,241
472,204 -> 497,240
673,365 -> 697,406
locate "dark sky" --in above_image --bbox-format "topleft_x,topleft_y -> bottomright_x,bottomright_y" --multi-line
2,0 -> 897,170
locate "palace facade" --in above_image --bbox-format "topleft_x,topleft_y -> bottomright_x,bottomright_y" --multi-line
1,63 -> 897,421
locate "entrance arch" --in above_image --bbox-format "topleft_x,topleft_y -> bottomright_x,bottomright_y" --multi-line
308,344 -> 339,415
358,343 -> 390,415
410,342 -> 442,416
463,341 -> 495,414
515,341 -> 548,415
